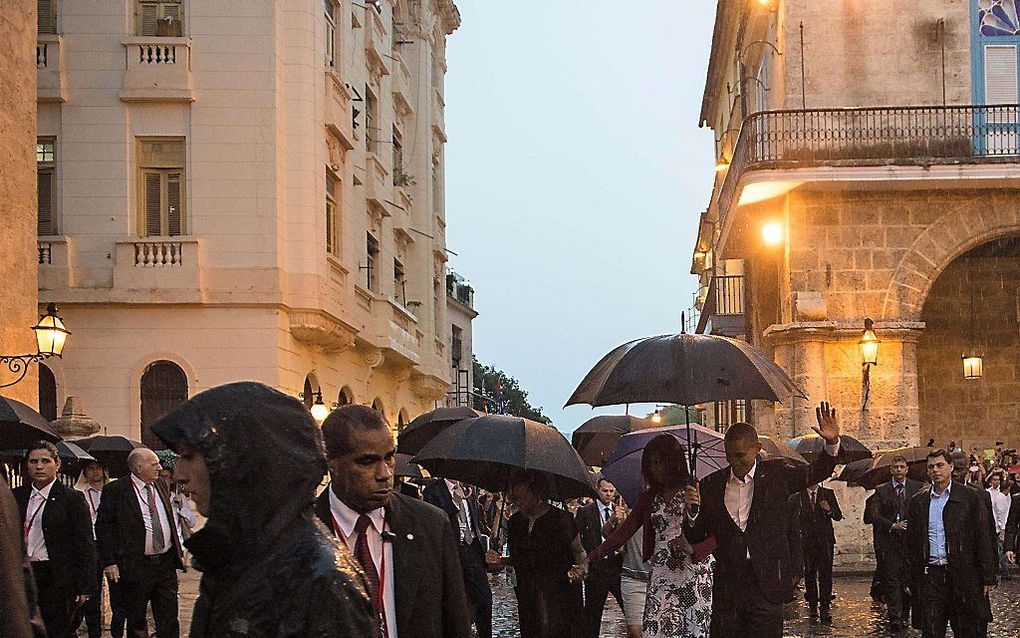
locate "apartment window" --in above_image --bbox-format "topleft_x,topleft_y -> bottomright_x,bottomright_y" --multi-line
137,0 -> 184,37
432,156 -> 442,212
366,233 -> 380,290
140,360 -> 188,450
326,169 -> 340,255
365,88 -> 377,153
392,129 -> 404,185
451,325 -> 463,367
393,258 -> 406,305
38,0 -> 57,34
433,280 -> 442,334
137,138 -> 186,237
37,138 -> 56,235
324,1 -> 338,68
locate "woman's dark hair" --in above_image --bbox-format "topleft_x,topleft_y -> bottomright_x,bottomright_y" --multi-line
641,434 -> 690,488
509,469 -> 550,501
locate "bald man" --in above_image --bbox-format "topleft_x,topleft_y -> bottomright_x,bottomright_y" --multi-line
95,448 -> 184,638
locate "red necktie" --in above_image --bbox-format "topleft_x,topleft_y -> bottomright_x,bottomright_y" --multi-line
353,514 -> 384,632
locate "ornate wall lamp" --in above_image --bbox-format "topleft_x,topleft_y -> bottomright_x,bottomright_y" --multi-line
0,304 -> 71,389
962,257 -> 983,380
858,318 -> 879,410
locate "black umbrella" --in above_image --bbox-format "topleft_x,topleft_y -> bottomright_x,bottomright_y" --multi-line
566,333 -> 805,475
0,396 -> 61,450
836,446 -> 930,490
74,435 -> 141,478
0,441 -> 95,464
570,415 -> 655,467
758,435 -> 807,466
789,433 -> 872,464
396,406 -> 481,455
412,414 -> 595,500
394,453 -> 424,479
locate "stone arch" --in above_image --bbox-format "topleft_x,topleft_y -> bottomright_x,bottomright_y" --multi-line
882,204 -> 1020,320
337,385 -> 354,406
140,361 -> 188,449
302,371 -> 322,410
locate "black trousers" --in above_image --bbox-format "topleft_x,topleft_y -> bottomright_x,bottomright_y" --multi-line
879,544 -> 911,623
581,572 -> 624,638
122,552 -> 179,638
711,559 -> 784,638
80,562 -> 128,638
918,566 -> 981,638
459,541 -> 493,638
804,542 -> 834,609
31,560 -> 77,638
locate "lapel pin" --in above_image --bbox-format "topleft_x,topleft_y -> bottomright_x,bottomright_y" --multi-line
406,533 -> 414,541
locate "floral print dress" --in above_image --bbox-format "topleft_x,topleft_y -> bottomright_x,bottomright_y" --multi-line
641,492 -> 714,638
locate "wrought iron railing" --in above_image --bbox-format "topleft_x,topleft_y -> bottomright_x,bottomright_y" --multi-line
719,104 -> 1020,225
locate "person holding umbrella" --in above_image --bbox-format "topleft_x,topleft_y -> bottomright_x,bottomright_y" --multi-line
681,402 -> 844,638
572,434 -> 714,638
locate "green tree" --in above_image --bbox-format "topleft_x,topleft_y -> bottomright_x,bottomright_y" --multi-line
472,356 -> 552,425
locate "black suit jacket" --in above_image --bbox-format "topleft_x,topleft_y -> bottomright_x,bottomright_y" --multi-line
315,487 -> 472,638
1005,494 -> 1020,555
685,451 -> 841,605
13,479 -> 96,597
799,486 -> 843,547
864,478 -> 923,554
94,477 -> 184,581
904,481 -> 998,601
575,501 -> 623,580
421,480 -> 486,549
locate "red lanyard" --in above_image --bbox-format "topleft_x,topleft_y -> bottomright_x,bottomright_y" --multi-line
332,512 -> 388,632
24,495 -> 46,541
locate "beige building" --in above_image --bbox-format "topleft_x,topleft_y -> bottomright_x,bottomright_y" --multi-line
33,0 -> 463,445
0,0 -> 40,406
692,1 -> 1020,563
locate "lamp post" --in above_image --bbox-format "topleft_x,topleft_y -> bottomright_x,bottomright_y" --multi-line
0,303 -> 71,389
858,318 -> 879,411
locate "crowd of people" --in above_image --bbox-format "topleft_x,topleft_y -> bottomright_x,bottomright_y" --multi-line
0,387 -> 1016,638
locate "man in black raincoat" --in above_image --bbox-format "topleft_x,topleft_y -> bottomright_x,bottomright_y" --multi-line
152,381 -> 376,637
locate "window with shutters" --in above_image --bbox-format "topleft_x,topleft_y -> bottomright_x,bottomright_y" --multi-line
38,0 -> 57,34
136,0 -> 184,37
326,169 -> 340,256
393,258 -> 406,305
37,138 -> 56,235
392,128 -> 404,185
973,3 -> 1020,154
366,233 -> 380,291
140,360 -> 188,449
365,87 -> 377,153
137,138 -> 186,237
324,1 -> 338,68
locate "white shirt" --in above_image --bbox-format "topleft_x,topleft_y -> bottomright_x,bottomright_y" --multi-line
130,474 -> 173,556
79,484 -> 104,540
725,461 -> 756,533
330,489 -> 397,638
988,487 -> 1011,534
25,479 -> 56,561
444,479 -> 474,544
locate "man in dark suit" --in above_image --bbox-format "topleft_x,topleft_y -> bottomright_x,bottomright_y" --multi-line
422,477 -> 493,638
575,477 -> 626,638
316,404 -> 471,638
864,454 -> 923,631
1005,491 -> 1019,567
683,403 -> 843,638
905,449 -> 997,638
798,482 -> 843,623
12,441 -> 96,638
95,448 -> 184,638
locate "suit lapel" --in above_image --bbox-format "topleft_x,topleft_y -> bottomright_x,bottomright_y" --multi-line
745,462 -> 768,533
386,495 -> 422,635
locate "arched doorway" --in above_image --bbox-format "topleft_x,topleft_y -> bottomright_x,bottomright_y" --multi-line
397,408 -> 409,432
337,386 -> 354,406
38,363 -> 57,422
140,361 -> 188,449
917,235 -> 1020,451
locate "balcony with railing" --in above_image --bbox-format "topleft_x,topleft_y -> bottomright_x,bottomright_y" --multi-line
120,38 -> 193,102
695,274 -> 745,337
718,104 -> 1020,229
37,35 -> 66,103
113,236 -> 201,294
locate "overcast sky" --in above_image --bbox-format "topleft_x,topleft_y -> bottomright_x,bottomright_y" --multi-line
444,2 -> 718,436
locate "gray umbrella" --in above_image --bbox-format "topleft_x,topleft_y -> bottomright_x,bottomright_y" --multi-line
396,406 -> 481,455
0,396 -> 61,450
571,415 -> 656,467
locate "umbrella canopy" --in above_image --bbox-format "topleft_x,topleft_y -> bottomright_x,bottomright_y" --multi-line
394,453 -> 424,479
836,446 -> 931,490
411,414 -> 594,500
758,435 -> 807,466
790,433 -> 872,464
0,441 -> 95,464
0,396 -> 61,450
570,415 -> 656,467
396,406 -> 481,455
565,333 -> 806,408
74,435 -> 141,478
600,424 -> 726,507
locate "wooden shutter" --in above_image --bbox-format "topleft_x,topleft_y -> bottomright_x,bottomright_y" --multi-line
144,172 -> 162,235
167,172 -> 182,235
37,0 -> 55,34
37,170 -> 53,235
985,45 -> 1018,105
140,2 -> 159,36
140,361 -> 187,450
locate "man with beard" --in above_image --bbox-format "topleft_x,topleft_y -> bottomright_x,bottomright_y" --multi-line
152,382 -> 376,637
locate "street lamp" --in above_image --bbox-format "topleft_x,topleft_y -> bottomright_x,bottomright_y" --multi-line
962,355 -> 983,380
651,410 -> 663,424
309,390 -> 330,422
1,303 -> 71,389
762,221 -> 784,247
859,318 -> 879,411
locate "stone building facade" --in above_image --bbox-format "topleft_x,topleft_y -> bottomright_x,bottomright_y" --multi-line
0,0 -> 40,405
692,0 -> 1020,564
33,0 -> 464,443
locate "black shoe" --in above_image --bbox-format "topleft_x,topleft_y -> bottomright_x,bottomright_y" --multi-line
890,622 -> 904,633
808,604 -> 818,618
820,608 -> 832,624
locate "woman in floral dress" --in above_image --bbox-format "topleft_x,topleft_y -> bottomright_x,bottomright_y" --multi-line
580,434 -> 714,637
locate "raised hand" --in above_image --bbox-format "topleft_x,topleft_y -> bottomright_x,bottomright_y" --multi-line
567,563 -> 588,583
812,401 -> 840,444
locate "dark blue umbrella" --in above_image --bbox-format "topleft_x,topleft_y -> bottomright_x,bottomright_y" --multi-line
600,424 -> 726,507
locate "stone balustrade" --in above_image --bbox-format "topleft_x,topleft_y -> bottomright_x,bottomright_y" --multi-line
120,38 -> 194,103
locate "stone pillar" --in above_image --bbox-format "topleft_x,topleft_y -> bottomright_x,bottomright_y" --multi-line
0,1 -> 39,405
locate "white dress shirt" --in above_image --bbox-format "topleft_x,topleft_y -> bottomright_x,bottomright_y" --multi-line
130,474 -> 173,555
988,488 -> 1011,534
330,489 -> 397,638
25,479 -> 56,561
79,484 -> 104,540
445,479 -> 475,544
